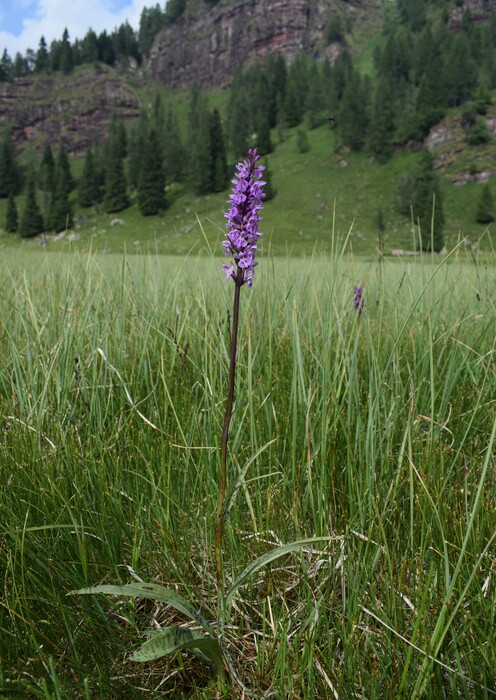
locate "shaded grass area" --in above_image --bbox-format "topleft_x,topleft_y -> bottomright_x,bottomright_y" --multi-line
0,248 -> 495,698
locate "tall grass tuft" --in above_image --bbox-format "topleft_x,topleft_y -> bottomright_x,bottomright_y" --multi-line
0,243 -> 495,697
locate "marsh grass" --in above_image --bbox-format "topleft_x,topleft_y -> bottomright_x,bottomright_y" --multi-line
0,248 -> 495,698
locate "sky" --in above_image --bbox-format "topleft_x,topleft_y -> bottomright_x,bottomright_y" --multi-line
0,0 -> 157,57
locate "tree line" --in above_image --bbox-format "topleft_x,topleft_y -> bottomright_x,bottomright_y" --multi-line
2,0 -> 496,248
0,87 -> 275,239
0,0 -> 214,80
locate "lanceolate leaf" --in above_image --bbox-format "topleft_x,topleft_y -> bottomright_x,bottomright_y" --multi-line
225,536 -> 344,608
131,626 -> 224,675
69,582 -> 215,636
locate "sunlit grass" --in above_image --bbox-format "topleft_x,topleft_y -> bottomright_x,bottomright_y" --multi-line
0,247 -> 495,698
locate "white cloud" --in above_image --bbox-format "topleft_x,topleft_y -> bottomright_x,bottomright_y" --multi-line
0,0 -> 153,57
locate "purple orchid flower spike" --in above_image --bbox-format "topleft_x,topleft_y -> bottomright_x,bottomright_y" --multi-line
353,285 -> 365,315
222,148 -> 265,288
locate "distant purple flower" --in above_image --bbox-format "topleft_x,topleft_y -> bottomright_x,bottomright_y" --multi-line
222,148 -> 265,288
353,286 -> 365,314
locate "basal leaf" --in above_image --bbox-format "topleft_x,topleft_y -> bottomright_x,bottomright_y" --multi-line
131,626 -> 224,675
69,582 -> 215,636
225,535 -> 344,607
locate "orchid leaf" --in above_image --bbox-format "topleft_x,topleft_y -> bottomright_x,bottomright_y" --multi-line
225,535 -> 344,608
69,582 -> 215,637
131,626 -> 224,675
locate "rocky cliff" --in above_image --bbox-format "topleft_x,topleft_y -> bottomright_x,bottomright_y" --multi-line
0,64 -> 140,155
449,0 -> 496,29
146,0 -> 378,88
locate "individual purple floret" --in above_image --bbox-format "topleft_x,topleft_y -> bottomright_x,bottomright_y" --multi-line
222,148 -> 265,288
353,285 -> 365,314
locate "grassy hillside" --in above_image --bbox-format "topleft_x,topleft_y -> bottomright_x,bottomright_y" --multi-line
0,119 -> 494,258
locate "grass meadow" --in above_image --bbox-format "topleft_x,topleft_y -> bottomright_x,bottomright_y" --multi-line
0,244 -> 495,698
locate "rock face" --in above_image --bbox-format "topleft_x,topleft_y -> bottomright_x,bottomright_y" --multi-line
146,0 -> 376,88
449,0 -> 496,29
0,64 -> 140,154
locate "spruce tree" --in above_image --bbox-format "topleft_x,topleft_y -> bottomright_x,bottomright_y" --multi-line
0,132 -> 21,198
59,28 -> 73,74
227,75 -> 250,159
188,115 -> 212,195
163,105 -> 184,184
55,143 -> 74,192
254,109 -> 273,156
48,163 -> 74,232
187,88 -> 213,195
78,149 -> 101,207
209,109 -> 228,192
35,36 -> 50,72
39,144 -> 55,192
368,77 -> 395,163
338,72 -> 370,151
0,49 -> 13,82
127,110 -> 149,189
306,63 -> 325,130
137,127 -> 166,215
476,183 -> 495,223
109,113 -> 127,160
5,191 -> 18,233
103,137 -> 129,213
19,175 -> 44,238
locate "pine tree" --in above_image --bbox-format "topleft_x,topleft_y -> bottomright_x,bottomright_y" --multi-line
103,137 -> 129,213
0,132 -> 21,198
188,116 -> 212,195
138,5 -> 165,54
476,183 -> 495,223
0,50 -> 13,82
254,109 -> 273,156
209,109 -> 228,192
109,113 -> 127,160
127,110 -> 149,189
338,72 -> 370,151
48,163 -> 74,232
284,78 -> 305,128
5,191 -> 18,233
137,127 -> 166,215
19,175 -> 44,238
368,77 -> 395,163
80,29 -> 100,64
411,151 -> 445,252
55,143 -> 74,192
306,63 -> 325,130
163,105 -> 184,184
266,55 -> 287,128
78,149 -> 101,207
35,36 -> 50,72
187,88 -> 213,195
441,36 -> 477,107
59,28 -> 73,74
39,144 -> 55,192
227,74 -> 250,159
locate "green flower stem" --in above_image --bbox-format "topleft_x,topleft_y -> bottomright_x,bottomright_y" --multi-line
215,272 -> 242,595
